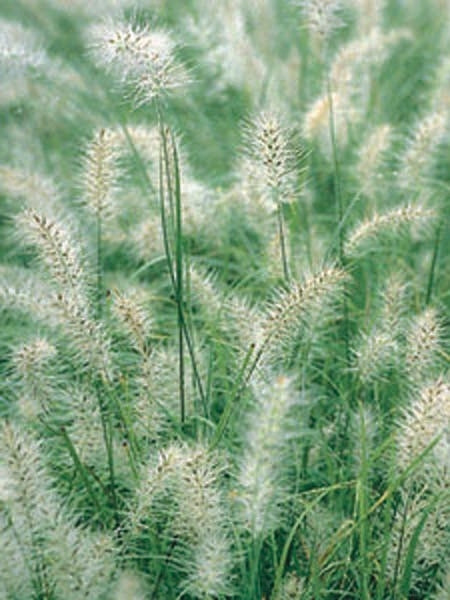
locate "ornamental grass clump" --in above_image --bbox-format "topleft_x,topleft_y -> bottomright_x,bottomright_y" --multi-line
0,2 -> 449,599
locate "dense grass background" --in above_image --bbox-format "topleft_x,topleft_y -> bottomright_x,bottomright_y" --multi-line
0,1 -> 449,599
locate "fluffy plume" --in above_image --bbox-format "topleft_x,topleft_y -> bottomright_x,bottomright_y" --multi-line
134,443 -> 233,598
397,378 -> 450,479
89,20 -> 188,105
82,127 -> 121,220
398,111 -> 448,191
11,338 -> 57,418
0,19 -> 46,78
15,209 -> 87,306
405,308 -> 443,388
237,375 -> 299,538
0,423 -> 117,599
352,273 -> 407,383
344,204 -> 435,256
296,0 -> 344,41
259,266 -> 348,364
356,124 -> 392,200
112,288 -> 152,356
242,111 -> 300,208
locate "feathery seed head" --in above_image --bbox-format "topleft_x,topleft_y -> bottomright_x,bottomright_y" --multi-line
112,288 -> 152,356
296,0 -> 344,41
388,485 -> 450,587
260,266 -> 348,362
135,443 -> 232,596
352,273 -> 407,383
83,128 -> 121,219
243,111 -> 299,206
353,328 -> 399,384
397,378 -> 450,478
12,338 -> 57,418
0,423 -> 52,522
89,20 -> 188,105
303,91 -> 354,156
50,292 -> 112,377
354,0 -> 385,33
15,208 -> 87,304
0,166 -> 60,212
406,308 -> 443,387
114,571 -> 148,600
344,203 -> 435,256
0,20 -> 46,78
398,111 -> 448,190
238,375 -> 298,538
356,124 -> 392,198
12,338 -> 56,378
380,273 -> 409,334
182,531 -> 234,598
277,572 -> 305,599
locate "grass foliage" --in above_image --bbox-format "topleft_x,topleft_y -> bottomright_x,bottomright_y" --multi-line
0,0 -> 449,598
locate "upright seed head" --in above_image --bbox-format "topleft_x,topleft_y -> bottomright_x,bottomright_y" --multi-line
83,128 -> 121,219
0,19 -> 46,78
11,338 -> 57,418
405,308 -> 443,388
15,208 -> 87,305
397,378 -> 450,478
135,443 -> 232,598
243,111 -> 298,206
352,273 -> 407,383
238,375 -> 298,538
89,19 -> 189,105
112,288 -> 152,356
356,124 -> 392,199
296,0 -> 344,42
398,111 -> 447,191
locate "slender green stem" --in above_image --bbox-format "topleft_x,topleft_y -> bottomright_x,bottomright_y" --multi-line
425,220 -> 441,305
60,426 -> 103,519
357,402 -> 370,600
157,114 -> 206,416
209,342 -> 255,451
277,200 -> 290,281
172,130 -> 186,424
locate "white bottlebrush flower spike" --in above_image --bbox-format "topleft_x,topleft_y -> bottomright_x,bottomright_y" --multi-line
0,19 -> 46,78
243,111 -> 299,208
89,19 -> 189,105
238,375 -> 298,538
296,0 -> 344,40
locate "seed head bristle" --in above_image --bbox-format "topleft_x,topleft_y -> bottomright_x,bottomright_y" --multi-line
83,128 -> 121,219
16,208 -> 87,303
397,378 -> 450,477
244,111 -> 298,205
89,20 -> 189,105
398,111 -> 447,190
344,204 -> 435,256
406,308 -> 443,387
296,0 -> 344,41
261,266 -> 348,357
112,288 -> 152,356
